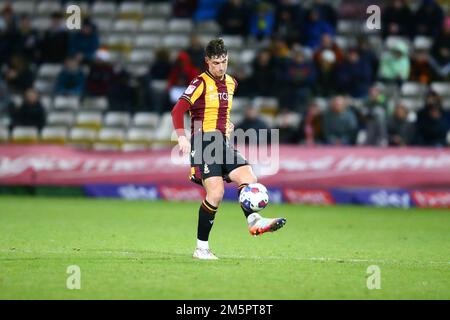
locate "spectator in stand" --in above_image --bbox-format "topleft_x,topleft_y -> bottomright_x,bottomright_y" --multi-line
322,96 -> 358,145
277,110 -> 300,144
313,33 -> 345,65
415,90 -> 449,146
9,88 -> 46,131
85,49 -> 116,96
193,0 -> 226,22
311,0 -> 337,30
0,78 -> 13,117
381,0 -> 413,39
273,0 -> 303,46
387,103 -> 415,146
360,86 -> 388,146
315,49 -> 338,97
172,0 -> 198,18
335,48 -> 372,98
168,50 -> 199,104
414,0 -> 444,37
283,46 -> 317,112
108,70 -> 137,113
299,100 -> 324,145
38,12 -> 68,64
248,49 -> 276,97
430,16 -> 450,79
3,54 -> 34,94
68,18 -> 100,63
54,57 -> 86,96
186,35 -> 205,71
378,40 -> 410,85
410,48 -> 437,85
301,8 -> 335,49
13,14 -> 39,63
148,48 -> 171,80
235,105 -> 270,145
357,37 -> 379,83
217,0 -> 250,37
249,2 -> 275,42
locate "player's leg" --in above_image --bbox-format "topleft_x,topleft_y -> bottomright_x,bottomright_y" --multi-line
227,164 -> 257,218
193,175 -> 224,260
228,164 -> 287,236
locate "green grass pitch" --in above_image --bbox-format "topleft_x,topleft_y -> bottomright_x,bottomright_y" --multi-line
0,196 -> 449,299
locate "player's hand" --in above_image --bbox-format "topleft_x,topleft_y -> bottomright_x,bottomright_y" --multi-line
177,135 -> 191,156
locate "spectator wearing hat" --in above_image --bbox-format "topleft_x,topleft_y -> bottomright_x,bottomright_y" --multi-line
378,40 -> 410,85
315,49 -> 338,97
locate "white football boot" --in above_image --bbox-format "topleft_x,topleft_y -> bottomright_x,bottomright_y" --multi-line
192,248 -> 219,260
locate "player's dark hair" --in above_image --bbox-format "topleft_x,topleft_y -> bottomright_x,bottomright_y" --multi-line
205,39 -> 228,59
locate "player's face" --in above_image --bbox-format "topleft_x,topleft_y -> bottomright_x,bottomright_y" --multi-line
206,54 -> 228,79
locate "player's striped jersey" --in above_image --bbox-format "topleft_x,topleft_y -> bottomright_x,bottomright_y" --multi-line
179,69 -> 238,135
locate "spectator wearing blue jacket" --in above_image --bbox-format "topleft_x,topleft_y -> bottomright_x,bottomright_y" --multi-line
54,57 -> 85,96
68,19 -> 99,63
249,2 -> 275,41
302,8 -> 335,49
336,48 -> 373,98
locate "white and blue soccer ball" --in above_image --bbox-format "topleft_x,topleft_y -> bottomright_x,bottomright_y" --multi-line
239,183 -> 269,212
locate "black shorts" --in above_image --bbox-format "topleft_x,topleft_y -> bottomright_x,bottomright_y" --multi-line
189,131 -> 248,184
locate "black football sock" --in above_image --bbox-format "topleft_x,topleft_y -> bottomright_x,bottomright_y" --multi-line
238,183 -> 253,219
197,199 -> 218,241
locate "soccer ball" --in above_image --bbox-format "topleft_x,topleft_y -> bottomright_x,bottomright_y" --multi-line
239,183 -> 269,212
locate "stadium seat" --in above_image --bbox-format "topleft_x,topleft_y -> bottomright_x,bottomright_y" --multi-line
240,49 -> 256,65
413,36 -> 433,51
94,18 -> 113,33
0,126 -> 9,144
121,142 -> 149,152
104,112 -> 131,128
274,112 -> 301,129
128,50 -> 155,64
132,112 -> 160,128
11,126 -> 39,144
145,2 -> 171,17
337,19 -> 359,35
155,112 -> 175,142
53,96 -> 80,111
40,95 -> 52,110
430,82 -> 450,98
75,111 -> 103,130
119,1 -> 144,14
162,34 -> 190,49
252,97 -> 279,114
94,127 -> 126,151
37,64 -> 62,80
443,98 -> 450,110
140,19 -> 167,33
12,1 -> 36,15
194,21 -> 221,34
82,97 -> 109,111
220,35 -> 244,50
33,79 -> 54,95
40,126 -> 68,145
92,2 -> 117,17
134,35 -> 161,49
68,127 -> 98,149
401,82 -> 428,98
168,19 -> 194,34
113,20 -> 139,33
126,127 -> 155,146
32,18 -> 51,31
36,1 -> 62,14
399,98 -> 423,111
125,64 -> 149,77
46,111 -> 75,127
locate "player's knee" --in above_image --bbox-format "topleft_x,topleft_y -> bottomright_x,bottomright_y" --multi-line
207,188 -> 224,206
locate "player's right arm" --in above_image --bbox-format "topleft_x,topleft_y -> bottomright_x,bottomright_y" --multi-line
171,77 -> 205,155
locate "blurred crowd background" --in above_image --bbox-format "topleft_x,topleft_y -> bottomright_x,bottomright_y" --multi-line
1,0 -> 450,151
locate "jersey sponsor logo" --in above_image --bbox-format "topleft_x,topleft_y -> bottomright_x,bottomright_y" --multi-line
208,92 -> 232,101
185,85 -> 196,95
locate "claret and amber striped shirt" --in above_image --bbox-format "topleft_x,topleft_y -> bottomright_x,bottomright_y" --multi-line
179,69 -> 238,135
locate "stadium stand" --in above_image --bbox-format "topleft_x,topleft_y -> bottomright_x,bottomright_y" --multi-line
0,0 -> 449,149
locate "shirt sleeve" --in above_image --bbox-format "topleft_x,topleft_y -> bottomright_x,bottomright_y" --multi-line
180,77 -> 204,105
